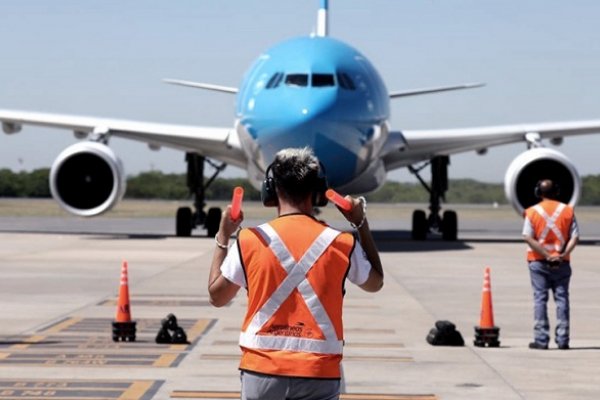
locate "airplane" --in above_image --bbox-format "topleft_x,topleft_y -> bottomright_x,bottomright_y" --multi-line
1,0 -> 599,240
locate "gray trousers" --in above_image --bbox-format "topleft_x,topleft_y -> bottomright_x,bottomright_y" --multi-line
240,370 -> 340,400
528,260 -> 572,346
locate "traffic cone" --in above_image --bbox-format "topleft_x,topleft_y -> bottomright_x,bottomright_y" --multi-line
474,266 -> 500,347
112,260 -> 136,342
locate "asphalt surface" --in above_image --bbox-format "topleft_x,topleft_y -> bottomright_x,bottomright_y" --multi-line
0,204 -> 599,399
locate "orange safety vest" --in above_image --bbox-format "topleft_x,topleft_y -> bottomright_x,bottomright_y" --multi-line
524,199 -> 574,261
237,215 -> 355,379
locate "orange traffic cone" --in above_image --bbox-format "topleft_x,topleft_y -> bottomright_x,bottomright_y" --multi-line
474,266 -> 500,347
115,260 -> 132,322
112,260 -> 136,342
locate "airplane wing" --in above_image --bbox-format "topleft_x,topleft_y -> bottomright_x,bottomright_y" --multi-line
0,109 -> 246,168
381,120 -> 600,170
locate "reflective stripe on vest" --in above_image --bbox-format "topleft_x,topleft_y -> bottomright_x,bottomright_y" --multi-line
238,222 -> 343,355
530,202 -> 567,253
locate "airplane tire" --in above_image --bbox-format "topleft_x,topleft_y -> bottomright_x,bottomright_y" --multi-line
411,210 -> 428,240
205,207 -> 222,237
176,207 -> 193,237
442,210 -> 458,241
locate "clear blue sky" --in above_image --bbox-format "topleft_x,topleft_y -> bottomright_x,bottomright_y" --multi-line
1,0 -> 600,183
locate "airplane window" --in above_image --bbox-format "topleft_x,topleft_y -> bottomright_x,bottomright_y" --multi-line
285,74 -> 308,87
312,74 -> 335,87
266,72 -> 284,89
336,72 -> 356,90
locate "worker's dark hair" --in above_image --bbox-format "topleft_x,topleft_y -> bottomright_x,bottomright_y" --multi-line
535,179 -> 560,200
271,147 -> 323,205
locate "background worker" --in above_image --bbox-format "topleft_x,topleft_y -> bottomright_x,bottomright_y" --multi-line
208,147 -> 384,400
523,179 -> 579,350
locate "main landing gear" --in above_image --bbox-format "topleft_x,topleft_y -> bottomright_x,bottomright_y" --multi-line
175,153 -> 226,237
408,156 -> 458,241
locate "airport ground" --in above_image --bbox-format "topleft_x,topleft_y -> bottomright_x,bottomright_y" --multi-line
0,199 -> 599,399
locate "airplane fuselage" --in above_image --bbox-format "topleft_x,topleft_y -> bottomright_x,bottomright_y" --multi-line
235,36 -> 390,193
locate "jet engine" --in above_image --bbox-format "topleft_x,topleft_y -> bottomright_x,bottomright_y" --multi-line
504,147 -> 581,215
50,142 -> 126,217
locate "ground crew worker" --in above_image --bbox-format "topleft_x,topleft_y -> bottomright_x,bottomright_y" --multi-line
208,147 -> 384,400
523,179 -> 579,350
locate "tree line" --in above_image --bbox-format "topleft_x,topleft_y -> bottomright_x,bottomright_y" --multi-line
2,168 -> 600,205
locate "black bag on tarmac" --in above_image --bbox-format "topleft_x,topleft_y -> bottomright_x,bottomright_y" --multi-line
426,320 -> 465,346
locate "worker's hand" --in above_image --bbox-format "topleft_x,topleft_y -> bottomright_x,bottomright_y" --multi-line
337,196 -> 366,228
218,205 -> 243,239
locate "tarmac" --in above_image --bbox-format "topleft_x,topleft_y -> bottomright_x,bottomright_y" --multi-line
0,202 -> 599,399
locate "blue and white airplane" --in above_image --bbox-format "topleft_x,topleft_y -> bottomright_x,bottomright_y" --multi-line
2,0 -> 600,239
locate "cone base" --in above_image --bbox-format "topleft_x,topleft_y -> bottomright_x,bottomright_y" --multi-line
112,321 -> 137,342
473,326 -> 500,347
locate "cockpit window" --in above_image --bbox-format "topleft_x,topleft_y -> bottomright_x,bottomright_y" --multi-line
285,74 -> 309,87
336,72 -> 356,90
266,72 -> 284,89
312,74 -> 335,87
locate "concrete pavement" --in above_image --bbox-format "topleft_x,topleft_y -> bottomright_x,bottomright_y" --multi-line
0,207 -> 599,399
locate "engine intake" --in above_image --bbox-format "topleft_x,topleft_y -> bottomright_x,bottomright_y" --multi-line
50,142 -> 126,217
504,148 -> 581,215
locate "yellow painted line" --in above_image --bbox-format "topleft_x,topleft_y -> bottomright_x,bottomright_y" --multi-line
9,335 -> 46,350
186,319 -> 213,339
340,395 -> 437,400
0,353 -> 9,360
42,317 -> 83,334
171,391 -> 437,400
153,353 -> 179,367
118,381 -> 154,400
168,343 -> 189,351
165,319 -> 215,350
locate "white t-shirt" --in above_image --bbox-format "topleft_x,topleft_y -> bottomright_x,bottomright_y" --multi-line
221,233 -> 372,289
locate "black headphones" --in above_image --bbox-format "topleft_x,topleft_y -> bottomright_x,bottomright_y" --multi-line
261,162 -> 329,207
534,180 -> 560,199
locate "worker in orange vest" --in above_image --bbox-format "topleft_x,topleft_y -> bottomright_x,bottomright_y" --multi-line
522,179 -> 579,350
208,147 -> 384,400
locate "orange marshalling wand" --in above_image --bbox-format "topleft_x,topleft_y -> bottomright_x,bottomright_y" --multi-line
230,186 -> 244,220
325,189 -> 352,211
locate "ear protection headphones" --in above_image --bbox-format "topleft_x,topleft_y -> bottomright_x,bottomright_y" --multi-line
534,180 -> 560,199
261,162 -> 329,207
261,163 -> 278,207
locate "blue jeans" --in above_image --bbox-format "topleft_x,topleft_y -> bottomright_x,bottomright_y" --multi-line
528,260 -> 572,346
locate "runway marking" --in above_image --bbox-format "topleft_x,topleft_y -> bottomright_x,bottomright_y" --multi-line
345,342 -> 405,348
0,318 -> 215,368
198,354 -> 413,363
209,340 -> 405,348
0,379 -> 162,399
170,391 -> 436,399
0,352 -> 185,367
222,326 -> 396,334
42,317 -> 84,334
98,299 -> 211,307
